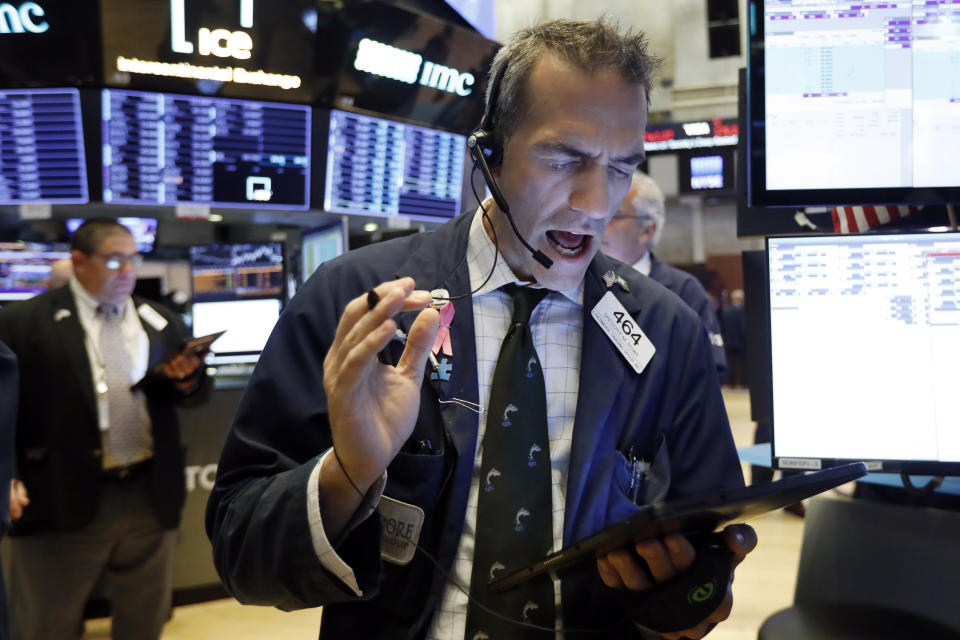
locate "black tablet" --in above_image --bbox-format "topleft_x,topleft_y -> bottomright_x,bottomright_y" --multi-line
489,462 -> 868,593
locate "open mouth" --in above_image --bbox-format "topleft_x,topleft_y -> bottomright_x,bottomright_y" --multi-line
546,230 -> 591,257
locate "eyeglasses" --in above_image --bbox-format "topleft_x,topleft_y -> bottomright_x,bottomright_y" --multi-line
93,253 -> 144,270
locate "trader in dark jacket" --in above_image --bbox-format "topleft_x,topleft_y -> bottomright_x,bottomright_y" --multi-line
208,18 -> 755,640
602,170 -> 727,380
0,219 -> 210,640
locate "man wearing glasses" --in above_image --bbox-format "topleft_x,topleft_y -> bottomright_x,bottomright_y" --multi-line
0,218 -> 210,640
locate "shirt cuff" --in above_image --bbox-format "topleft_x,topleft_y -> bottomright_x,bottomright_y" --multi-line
306,448 -> 387,597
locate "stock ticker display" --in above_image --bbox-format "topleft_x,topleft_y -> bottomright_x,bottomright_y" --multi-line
190,243 -> 284,303
323,109 -> 465,221
102,89 -> 310,209
0,88 -> 88,204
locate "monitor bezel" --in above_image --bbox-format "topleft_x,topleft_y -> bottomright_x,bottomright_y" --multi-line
746,0 -> 960,209
765,230 -> 960,476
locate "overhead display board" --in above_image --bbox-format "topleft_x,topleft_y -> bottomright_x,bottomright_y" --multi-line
320,108 -> 465,221
0,88 -> 88,204
0,1 -> 101,87
101,88 -> 310,209
99,0 -> 319,102
644,118 -> 739,154
317,1 -> 498,133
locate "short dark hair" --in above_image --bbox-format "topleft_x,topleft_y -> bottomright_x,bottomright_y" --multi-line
485,17 -> 661,149
70,219 -> 133,254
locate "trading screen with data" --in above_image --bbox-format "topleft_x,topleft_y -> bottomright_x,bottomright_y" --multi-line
0,88 -> 88,204
768,232 -> 960,470
0,249 -> 73,301
190,243 -> 285,303
763,0 -> 960,191
323,109 -> 465,221
102,89 -> 310,209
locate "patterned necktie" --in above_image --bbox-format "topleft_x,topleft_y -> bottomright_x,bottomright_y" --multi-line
465,285 -> 555,640
98,304 -> 150,467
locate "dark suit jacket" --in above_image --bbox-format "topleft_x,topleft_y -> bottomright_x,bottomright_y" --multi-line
0,339 -> 15,640
648,253 -> 727,378
206,213 -> 742,638
0,285 -> 210,534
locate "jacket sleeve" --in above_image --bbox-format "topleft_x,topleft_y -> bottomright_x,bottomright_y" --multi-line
139,304 -> 212,407
205,268 -> 385,611
662,303 -> 743,499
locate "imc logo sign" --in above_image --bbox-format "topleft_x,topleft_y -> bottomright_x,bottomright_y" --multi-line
353,38 -> 475,97
170,0 -> 254,60
0,1 -> 48,34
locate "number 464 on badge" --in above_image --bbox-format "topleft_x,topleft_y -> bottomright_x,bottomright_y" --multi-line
591,292 -> 656,375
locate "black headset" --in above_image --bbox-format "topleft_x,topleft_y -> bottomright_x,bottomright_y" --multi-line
466,57 -> 553,270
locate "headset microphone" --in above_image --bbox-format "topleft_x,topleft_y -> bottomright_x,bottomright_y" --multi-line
466,133 -> 553,270
467,58 -> 553,270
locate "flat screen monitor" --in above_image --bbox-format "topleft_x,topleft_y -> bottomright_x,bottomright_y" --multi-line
0,249 -> 72,301
767,231 -> 960,475
0,88 -> 88,205
191,298 -> 281,364
747,0 -> 960,207
322,109 -> 465,221
301,222 -> 345,284
101,89 -> 310,209
190,242 -> 284,303
66,217 -> 158,254
678,148 -> 736,195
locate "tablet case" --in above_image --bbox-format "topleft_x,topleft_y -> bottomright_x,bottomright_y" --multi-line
489,461 -> 868,593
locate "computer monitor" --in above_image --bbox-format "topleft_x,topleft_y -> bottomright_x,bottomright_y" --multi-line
189,242 -> 285,303
191,298 -> 282,365
747,0 -> 960,207
320,109 -> 466,221
66,217 -> 158,254
0,88 -> 88,205
101,89 -> 310,209
678,148 -> 736,196
0,249 -> 73,301
301,222 -> 346,284
767,231 -> 960,475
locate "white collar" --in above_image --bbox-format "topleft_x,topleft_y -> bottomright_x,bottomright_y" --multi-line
632,251 -> 652,276
69,277 -> 131,318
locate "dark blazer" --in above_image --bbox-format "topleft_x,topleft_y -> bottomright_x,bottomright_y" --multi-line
206,213 -> 742,638
0,285 -> 209,534
648,253 -> 727,378
0,339 -> 15,640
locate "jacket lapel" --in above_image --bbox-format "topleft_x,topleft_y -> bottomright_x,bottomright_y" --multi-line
49,287 -> 98,421
394,213 -> 480,466
393,214 -> 482,595
133,298 -> 165,368
564,254 -> 645,543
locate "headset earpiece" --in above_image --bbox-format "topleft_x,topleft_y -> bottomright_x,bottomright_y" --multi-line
467,55 -> 553,270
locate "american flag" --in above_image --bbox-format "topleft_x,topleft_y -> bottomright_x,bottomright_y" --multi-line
831,205 -> 919,233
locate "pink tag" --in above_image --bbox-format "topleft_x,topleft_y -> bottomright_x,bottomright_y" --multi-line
432,302 -> 455,356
